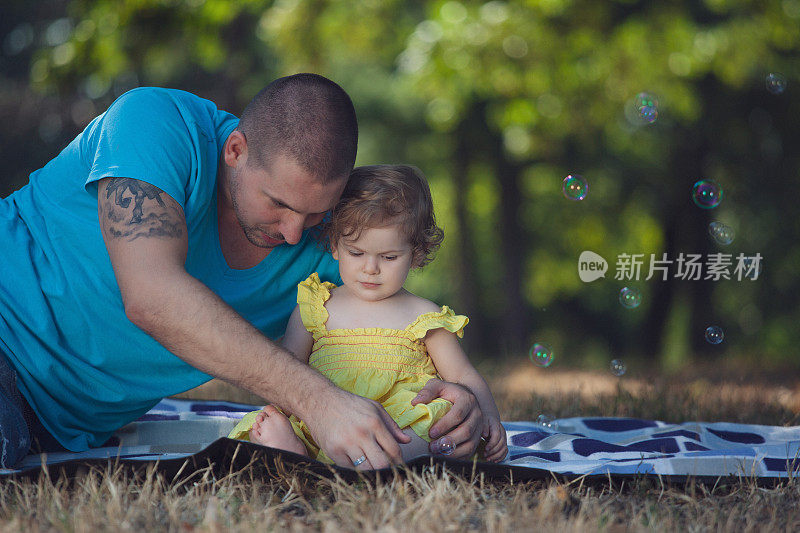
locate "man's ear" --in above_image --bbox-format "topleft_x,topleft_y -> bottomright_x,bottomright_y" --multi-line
223,130 -> 248,168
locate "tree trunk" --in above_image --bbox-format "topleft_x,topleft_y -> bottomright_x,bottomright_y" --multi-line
449,110 -> 488,352
489,126 -> 529,353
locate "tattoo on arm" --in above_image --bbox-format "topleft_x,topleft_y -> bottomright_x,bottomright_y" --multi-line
100,178 -> 184,241
106,178 -> 165,223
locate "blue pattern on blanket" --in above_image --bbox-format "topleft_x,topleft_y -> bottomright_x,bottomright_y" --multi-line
138,413 -> 180,421
3,399 -> 799,479
509,451 -> 561,462
510,430 -> 551,447
503,416 -> 800,477
706,428 -> 765,444
583,418 -> 659,431
652,430 -> 701,441
763,458 -> 800,473
570,437 -> 680,456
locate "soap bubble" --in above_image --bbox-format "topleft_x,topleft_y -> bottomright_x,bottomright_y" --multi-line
766,73 -> 787,95
537,414 -> 557,430
692,179 -> 723,209
638,105 -> 658,124
562,174 -> 588,201
635,92 -> 659,109
610,359 -> 626,376
433,436 -> 456,455
705,325 -> 724,344
635,92 -> 659,124
619,287 -> 642,309
708,222 -> 735,245
625,92 -> 660,126
529,343 -> 554,368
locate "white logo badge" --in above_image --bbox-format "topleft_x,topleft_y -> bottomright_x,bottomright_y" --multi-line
578,251 -> 608,282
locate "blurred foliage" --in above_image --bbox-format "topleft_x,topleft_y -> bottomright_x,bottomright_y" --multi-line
2,0 -> 800,368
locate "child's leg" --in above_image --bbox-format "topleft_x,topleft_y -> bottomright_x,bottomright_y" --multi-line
248,405 -> 308,456
399,428 -> 432,461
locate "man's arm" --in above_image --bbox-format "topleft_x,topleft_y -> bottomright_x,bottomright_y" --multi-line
97,177 -> 409,468
410,378 -> 483,458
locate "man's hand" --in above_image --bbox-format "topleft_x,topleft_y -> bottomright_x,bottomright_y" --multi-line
481,415 -> 508,462
302,386 -> 412,470
410,379 -> 483,459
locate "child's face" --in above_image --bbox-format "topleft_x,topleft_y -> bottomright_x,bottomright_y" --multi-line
332,224 -> 415,302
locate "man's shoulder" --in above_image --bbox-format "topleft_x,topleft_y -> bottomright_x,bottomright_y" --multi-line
114,86 -> 205,105
110,87 -> 183,110
108,87 -> 223,125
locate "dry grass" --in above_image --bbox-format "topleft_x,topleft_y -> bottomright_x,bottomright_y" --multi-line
2,359 -> 799,532
492,358 -> 800,427
3,460 -> 800,532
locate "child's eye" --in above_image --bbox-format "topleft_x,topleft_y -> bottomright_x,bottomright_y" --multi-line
383,255 -> 397,261
348,250 -> 363,256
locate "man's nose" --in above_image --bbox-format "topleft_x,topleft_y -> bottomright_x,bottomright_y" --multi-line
281,215 -> 305,245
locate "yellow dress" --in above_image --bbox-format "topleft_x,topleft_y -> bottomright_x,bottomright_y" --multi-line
228,273 -> 469,464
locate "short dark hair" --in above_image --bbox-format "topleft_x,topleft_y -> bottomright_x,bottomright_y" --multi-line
237,73 -> 358,183
321,165 -> 444,268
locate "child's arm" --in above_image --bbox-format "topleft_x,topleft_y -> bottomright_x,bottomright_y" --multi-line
281,305 -> 313,364
424,327 -> 508,462
271,305 -> 313,419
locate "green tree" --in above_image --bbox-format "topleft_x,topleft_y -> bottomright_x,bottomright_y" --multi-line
7,0 -> 800,366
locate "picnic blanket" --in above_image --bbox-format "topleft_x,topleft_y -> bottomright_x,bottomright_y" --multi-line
2,399 -> 798,482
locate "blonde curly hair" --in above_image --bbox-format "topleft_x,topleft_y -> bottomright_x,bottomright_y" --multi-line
321,165 -> 444,268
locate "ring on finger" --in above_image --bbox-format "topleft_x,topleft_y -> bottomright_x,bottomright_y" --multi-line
352,454 -> 367,467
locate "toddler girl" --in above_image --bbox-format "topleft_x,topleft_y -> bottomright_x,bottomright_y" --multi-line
229,165 -> 507,466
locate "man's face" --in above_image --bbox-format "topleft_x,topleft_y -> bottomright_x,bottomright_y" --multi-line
228,153 -> 346,248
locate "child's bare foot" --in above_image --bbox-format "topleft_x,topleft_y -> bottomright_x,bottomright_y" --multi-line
248,405 -> 308,456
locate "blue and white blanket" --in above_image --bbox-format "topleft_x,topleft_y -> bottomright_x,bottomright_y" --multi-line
505,417 -> 800,478
2,399 -> 798,480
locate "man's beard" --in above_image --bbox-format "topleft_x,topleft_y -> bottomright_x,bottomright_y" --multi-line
229,170 -> 282,249
240,223 -> 283,249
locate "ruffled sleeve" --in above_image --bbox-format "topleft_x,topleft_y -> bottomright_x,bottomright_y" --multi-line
296,273 -> 337,335
406,306 -> 469,339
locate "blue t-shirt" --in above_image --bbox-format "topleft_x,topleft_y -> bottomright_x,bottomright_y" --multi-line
0,87 -> 341,451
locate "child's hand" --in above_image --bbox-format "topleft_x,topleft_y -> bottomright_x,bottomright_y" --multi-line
481,416 -> 508,462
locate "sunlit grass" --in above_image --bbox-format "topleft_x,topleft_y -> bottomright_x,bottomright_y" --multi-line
4,460 -> 799,531
2,359 -> 799,531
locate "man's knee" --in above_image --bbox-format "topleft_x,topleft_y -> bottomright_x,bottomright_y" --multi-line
0,397 -> 31,469
0,357 -> 32,468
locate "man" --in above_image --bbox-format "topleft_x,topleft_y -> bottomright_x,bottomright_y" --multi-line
0,73 -> 483,469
